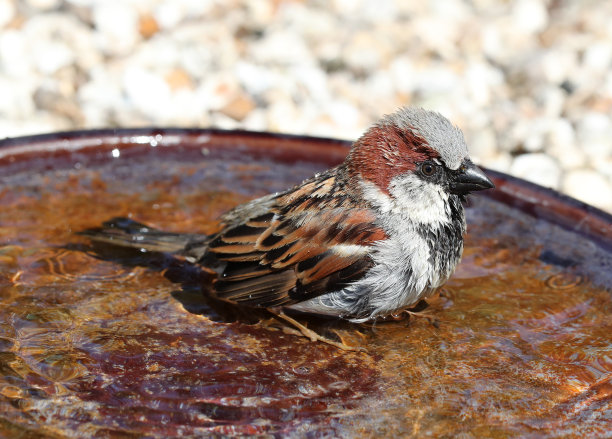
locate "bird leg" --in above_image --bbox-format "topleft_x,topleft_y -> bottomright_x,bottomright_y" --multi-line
404,309 -> 437,322
381,300 -> 441,327
270,311 -> 362,351
400,309 -> 442,328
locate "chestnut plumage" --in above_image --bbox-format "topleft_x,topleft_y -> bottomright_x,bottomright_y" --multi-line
80,107 -> 494,322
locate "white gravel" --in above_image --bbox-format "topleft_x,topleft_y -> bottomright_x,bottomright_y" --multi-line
510,153 -> 562,188
0,0 -> 611,212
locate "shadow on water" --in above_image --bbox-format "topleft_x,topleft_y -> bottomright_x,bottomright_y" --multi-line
65,239 -> 376,341
62,241 -> 247,323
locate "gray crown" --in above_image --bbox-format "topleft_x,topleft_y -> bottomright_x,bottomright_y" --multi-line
378,107 -> 469,170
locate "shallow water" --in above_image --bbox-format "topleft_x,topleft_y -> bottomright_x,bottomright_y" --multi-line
0,143 -> 610,438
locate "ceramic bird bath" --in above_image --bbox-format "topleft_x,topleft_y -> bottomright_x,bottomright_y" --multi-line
0,129 -> 610,437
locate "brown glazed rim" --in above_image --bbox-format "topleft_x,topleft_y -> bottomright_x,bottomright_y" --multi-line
1,128 -> 611,251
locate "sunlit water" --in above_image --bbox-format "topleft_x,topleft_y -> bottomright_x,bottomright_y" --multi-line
0,145 -> 610,437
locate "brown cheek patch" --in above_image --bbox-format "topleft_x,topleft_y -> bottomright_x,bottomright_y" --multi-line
349,125 -> 440,194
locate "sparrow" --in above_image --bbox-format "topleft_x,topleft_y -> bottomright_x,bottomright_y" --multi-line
80,107 -> 494,343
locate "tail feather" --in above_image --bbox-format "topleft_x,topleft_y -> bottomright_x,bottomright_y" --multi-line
78,217 -> 208,256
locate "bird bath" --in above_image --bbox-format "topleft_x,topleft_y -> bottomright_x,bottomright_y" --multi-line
0,129 -> 610,437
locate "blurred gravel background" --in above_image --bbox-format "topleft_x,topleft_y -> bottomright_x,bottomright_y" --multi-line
0,0 -> 611,212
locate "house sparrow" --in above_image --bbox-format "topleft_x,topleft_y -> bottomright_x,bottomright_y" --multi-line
81,107 -> 494,328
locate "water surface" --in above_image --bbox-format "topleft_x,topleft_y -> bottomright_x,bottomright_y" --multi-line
0,139 -> 610,437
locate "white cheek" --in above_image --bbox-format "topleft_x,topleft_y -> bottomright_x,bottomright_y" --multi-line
390,174 -> 450,225
359,180 -> 394,213
360,175 -> 450,227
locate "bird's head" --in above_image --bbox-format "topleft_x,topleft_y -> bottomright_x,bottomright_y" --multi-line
347,107 -> 494,218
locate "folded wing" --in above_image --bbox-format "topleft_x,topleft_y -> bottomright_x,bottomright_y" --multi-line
207,173 -> 386,308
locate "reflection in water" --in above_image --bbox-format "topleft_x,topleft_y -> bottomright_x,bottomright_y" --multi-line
0,151 -> 610,437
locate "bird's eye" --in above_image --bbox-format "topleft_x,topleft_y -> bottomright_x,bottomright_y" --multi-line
420,162 -> 437,177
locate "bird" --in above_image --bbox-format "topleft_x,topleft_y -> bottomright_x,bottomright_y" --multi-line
80,107 -> 494,349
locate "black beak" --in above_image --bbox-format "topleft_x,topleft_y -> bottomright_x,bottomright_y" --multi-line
450,160 -> 495,195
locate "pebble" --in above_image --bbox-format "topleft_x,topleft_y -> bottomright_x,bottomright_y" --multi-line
92,2 -> 140,56
343,32 -> 391,74
153,1 -> 186,30
562,170 -> 612,211
0,31 -> 30,77
0,76 -> 36,119
32,41 -> 75,75
0,1 -> 610,212
77,65 -> 124,126
122,67 -> 171,121
0,0 -> 15,28
465,127 -> 498,163
138,13 -> 159,39
24,0 -> 62,11
545,119 -> 586,170
510,153 -> 562,189
512,0 -> 548,34
576,112 -> 612,159
220,94 -> 256,122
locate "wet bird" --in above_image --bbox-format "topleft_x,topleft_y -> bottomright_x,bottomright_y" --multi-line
80,107 -> 494,349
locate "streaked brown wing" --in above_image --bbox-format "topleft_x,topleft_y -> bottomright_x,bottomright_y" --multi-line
206,173 -> 386,308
